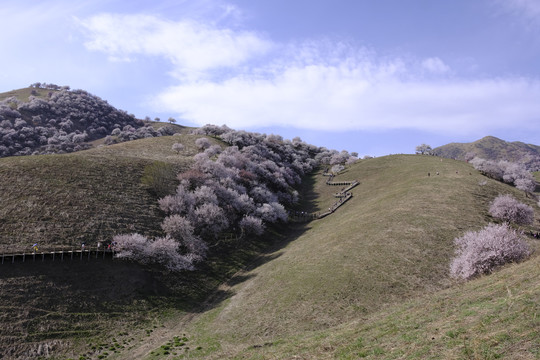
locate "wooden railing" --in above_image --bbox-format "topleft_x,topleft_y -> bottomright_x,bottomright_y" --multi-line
0,247 -> 115,264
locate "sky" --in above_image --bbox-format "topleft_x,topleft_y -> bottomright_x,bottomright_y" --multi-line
1,0 -> 540,156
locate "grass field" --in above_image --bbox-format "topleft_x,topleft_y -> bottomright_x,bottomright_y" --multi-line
154,155 -> 539,359
1,144 -> 539,359
233,253 -> 540,359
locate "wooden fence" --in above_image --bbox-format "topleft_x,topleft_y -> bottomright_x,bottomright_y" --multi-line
1,247 -> 115,265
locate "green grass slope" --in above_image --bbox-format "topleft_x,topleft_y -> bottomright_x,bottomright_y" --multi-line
171,155 -> 539,359
0,134 -> 214,250
236,252 -> 540,359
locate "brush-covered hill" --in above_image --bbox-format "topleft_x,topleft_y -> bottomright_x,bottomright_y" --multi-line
0,85 -> 178,158
433,136 -> 540,170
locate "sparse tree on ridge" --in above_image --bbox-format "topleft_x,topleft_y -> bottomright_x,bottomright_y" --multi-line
415,143 -> 432,155
168,117 -> 177,124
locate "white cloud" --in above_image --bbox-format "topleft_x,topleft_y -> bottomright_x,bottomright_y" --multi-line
421,57 -> 450,74
153,55 -> 540,135
77,13 -> 273,80
506,0 -> 540,16
76,9 -> 540,137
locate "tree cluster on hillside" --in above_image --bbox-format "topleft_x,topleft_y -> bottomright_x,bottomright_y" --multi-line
470,157 -> 537,193
0,87 -> 174,158
29,82 -> 69,91
449,223 -> 531,280
114,124 -> 358,271
450,194 -> 534,280
489,194 -> 535,226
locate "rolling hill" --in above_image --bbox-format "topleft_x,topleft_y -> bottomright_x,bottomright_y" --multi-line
0,86 -> 180,158
2,135 -> 538,359
1,86 -> 539,359
433,136 -> 540,170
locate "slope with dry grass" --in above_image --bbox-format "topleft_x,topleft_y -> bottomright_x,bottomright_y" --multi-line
0,135 -> 218,251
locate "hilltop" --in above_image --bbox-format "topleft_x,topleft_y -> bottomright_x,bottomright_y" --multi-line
0,87 -> 539,359
433,136 -> 540,170
0,86 -> 178,158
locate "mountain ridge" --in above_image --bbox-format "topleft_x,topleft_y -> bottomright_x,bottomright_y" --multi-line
434,135 -> 540,170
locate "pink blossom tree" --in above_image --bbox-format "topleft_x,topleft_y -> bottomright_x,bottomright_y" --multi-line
450,223 -> 530,280
489,194 -> 534,225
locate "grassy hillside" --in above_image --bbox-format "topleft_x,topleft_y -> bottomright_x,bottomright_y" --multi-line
0,134 -> 292,359
0,135 -> 215,250
1,147 -> 538,359
0,87 -> 57,103
234,253 -> 540,359
159,155 -> 539,359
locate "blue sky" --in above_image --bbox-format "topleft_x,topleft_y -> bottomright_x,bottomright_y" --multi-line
1,0 -> 539,156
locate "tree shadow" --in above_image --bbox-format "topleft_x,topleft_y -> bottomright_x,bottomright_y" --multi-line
0,172 -> 322,350
291,170 -> 322,214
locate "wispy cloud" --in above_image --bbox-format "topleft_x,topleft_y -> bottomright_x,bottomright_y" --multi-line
495,0 -> 540,27
77,13 -> 273,80
77,7 -> 540,136
421,57 -> 450,74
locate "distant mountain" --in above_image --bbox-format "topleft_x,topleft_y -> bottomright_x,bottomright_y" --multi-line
0,85 -> 175,158
433,136 -> 540,171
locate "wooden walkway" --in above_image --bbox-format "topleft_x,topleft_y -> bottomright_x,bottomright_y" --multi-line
1,247 -> 115,264
290,170 -> 359,221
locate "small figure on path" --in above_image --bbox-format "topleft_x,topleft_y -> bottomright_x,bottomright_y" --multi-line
32,243 -> 38,253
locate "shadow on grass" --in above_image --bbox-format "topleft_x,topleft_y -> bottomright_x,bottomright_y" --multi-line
292,170 -> 322,214
0,171 -> 321,353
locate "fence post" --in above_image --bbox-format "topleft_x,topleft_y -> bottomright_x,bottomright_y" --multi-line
61,250 -> 64,262
42,252 -> 44,262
